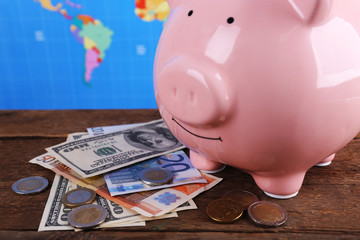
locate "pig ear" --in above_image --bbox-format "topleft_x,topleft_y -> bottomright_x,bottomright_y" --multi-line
288,0 -> 334,25
167,0 -> 188,9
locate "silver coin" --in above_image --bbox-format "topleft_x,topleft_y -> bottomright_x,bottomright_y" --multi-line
68,204 -> 108,229
12,176 -> 48,195
62,188 -> 96,208
138,167 -> 174,186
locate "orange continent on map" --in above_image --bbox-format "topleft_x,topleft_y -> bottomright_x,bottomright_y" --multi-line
36,0 -> 62,11
135,0 -> 170,22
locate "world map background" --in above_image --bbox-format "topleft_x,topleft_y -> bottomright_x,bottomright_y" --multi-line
0,0 -> 166,109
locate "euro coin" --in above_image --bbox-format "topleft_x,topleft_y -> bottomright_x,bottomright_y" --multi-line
67,204 -> 108,229
248,201 -> 287,227
206,198 -> 243,223
12,176 -> 48,195
138,167 -> 174,186
62,188 -> 96,208
222,190 -> 259,210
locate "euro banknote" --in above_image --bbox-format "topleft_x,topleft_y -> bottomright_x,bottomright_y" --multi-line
104,150 -> 207,196
30,152 -> 218,217
46,119 -> 185,178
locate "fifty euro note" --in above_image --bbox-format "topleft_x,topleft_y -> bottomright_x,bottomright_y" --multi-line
104,150 -> 207,196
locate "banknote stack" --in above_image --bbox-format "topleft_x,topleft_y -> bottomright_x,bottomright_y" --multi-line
29,120 -> 223,231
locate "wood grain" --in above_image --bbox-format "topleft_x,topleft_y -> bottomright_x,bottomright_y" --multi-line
0,110 -> 161,137
0,110 -> 359,240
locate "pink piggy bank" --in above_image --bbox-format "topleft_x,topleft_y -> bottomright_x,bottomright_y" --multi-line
154,0 -> 360,198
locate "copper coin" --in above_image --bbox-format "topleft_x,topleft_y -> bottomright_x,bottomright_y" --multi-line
62,188 -> 96,208
138,167 -> 173,186
206,198 -> 243,223
248,201 -> 287,227
222,190 -> 259,210
68,204 -> 108,229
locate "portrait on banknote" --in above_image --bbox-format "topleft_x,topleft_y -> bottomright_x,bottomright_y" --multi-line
123,122 -> 180,151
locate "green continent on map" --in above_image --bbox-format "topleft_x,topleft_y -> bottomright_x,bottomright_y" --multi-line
80,21 -> 113,59
72,15 -> 114,83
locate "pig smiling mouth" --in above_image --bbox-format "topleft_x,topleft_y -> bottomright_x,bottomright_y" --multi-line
172,117 -> 223,142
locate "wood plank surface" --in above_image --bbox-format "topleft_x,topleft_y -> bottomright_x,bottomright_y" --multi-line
0,110 -> 161,137
0,110 -> 359,240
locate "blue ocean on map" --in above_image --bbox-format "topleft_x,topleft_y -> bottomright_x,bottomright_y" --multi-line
0,0 -> 167,109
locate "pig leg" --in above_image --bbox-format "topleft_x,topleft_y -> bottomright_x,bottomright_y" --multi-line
190,150 -> 226,173
315,153 -> 335,167
250,171 -> 307,199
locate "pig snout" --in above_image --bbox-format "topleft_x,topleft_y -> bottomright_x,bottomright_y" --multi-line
157,56 -> 234,126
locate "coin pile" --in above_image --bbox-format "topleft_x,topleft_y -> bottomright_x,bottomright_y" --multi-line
62,188 -> 106,228
206,190 -> 288,227
11,176 -> 107,229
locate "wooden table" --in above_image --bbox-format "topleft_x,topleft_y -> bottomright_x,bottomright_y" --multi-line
0,110 -> 359,240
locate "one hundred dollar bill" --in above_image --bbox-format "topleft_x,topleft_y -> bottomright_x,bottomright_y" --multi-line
46,119 -> 185,178
66,132 -> 89,142
38,174 -> 192,231
38,174 -> 147,231
30,152 -> 218,217
87,123 -> 142,136
104,150 -> 207,196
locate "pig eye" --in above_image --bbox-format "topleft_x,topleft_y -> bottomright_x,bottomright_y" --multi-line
227,17 -> 234,24
188,10 -> 193,16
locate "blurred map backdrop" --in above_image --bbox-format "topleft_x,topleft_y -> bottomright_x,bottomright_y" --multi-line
0,0 -> 170,109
